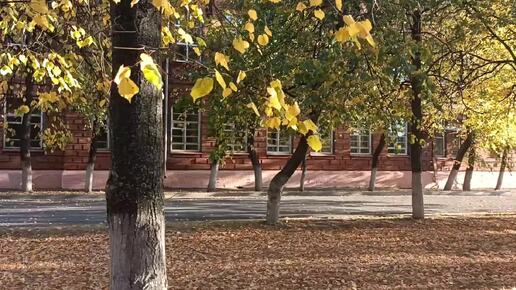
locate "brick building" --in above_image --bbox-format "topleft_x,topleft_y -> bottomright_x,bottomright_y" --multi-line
0,59 -> 512,190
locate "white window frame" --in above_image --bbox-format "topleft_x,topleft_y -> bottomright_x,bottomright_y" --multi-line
170,108 -> 201,152
172,8 -> 199,63
267,129 -> 292,155
3,103 -> 43,150
350,129 -> 371,155
388,122 -> 408,155
224,123 -> 247,153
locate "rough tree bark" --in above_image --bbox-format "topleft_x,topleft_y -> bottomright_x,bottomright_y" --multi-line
409,10 -> 424,219
443,131 -> 475,190
299,155 -> 307,192
267,135 -> 309,225
85,120 -> 98,193
495,148 -> 508,190
368,133 -> 386,191
247,131 -> 262,191
207,159 -> 219,192
463,145 -> 476,191
20,75 -> 35,193
107,2 -> 167,289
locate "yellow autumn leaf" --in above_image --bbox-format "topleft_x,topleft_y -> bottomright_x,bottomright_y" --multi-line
335,0 -> 342,10
191,77 -> 214,102
247,102 -> 260,116
237,70 -> 247,84
15,105 -> 30,116
268,94 -> 282,111
140,53 -> 163,89
33,15 -> 51,31
265,117 -> 281,130
314,9 -> 325,20
304,119 -> 318,133
118,77 -> 139,103
114,65 -> 131,85
309,0 -> 322,6
245,22 -> 255,33
248,9 -> 258,21
307,135 -> 322,152
335,27 -> 351,42
222,87 -> 233,98
285,102 -> 301,120
29,0 -> 49,14
257,34 -> 269,46
296,2 -> 307,11
232,37 -> 250,54
214,52 -> 230,71
343,15 -> 355,26
264,26 -> 272,37
215,69 -> 226,89
229,82 -> 238,92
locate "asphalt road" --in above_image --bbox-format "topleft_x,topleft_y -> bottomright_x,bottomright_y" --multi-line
1,191 -> 515,227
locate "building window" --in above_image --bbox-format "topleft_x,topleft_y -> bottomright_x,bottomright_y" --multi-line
172,9 -> 199,63
171,109 -> 201,151
3,100 -> 43,149
388,122 -> 408,155
433,133 -> 445,157
95,123 -> 109,150
224,123 -> 247,153
267,129 -> 291,154
350,129 -> 371,155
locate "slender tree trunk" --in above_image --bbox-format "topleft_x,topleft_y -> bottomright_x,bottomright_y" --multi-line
409,10 -> 424,219
85,124 -> 98,193
247,132 -> 262,191
207,159 -> 219,192
267,135 -> 309,225
20,111 -> 33,193
20,74 -> 34,193
107,2 -> 166,289
463,145 -> 476,191
299,155 -> 307,192
495,148 -> 508,190
369,133 -> 386,191
443,131 -> 475,190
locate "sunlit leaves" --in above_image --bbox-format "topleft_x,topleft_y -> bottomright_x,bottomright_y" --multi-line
313,9 -> 325,20
233,37 -> 250,54
215,69 -> 226,89
248,9 -> 258,21
237,70 -> 247,84
307,135 -> 322,151
335,16 -> 375,47
140,53 -> 163,89
257,34 -> 269,46
191,77 -> 214,102
214,52 -> 230,70
114,65 -> 139,102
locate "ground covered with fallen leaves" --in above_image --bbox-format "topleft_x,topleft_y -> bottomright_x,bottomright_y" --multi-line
1,216 -> 515,289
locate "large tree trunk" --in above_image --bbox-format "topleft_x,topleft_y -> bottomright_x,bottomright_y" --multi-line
247,132 -> 262,191
20,75 -> 34,193
368,133 -> 386,191
299,155 -> 307,192
107,2 -> 166,289
85,121 -> 98,193
409,10 -> 424,219
267,135 -> 309,225
443,131 -> 475,190
495,148 -> 508,190
207,159 -> 219,192
463,145 -> 476,191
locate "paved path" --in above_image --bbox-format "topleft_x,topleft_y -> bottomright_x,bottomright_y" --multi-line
0,191 -> 515,227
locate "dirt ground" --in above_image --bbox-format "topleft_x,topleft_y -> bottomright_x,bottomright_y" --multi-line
1,216 -> 515,289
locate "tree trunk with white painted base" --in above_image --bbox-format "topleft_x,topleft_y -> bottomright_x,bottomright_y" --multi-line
443,131 -> 475,190
267,135 -> 309,225
207,160 -> 219,192
463,146 -> 476,191
368,133 -> 385,191
495,148 -> 508,190
247,132 -> 262,191
409,10 -> 424,219
85,129 -> 98,193
107,2 -> 166,289
20,75 -> 35,193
